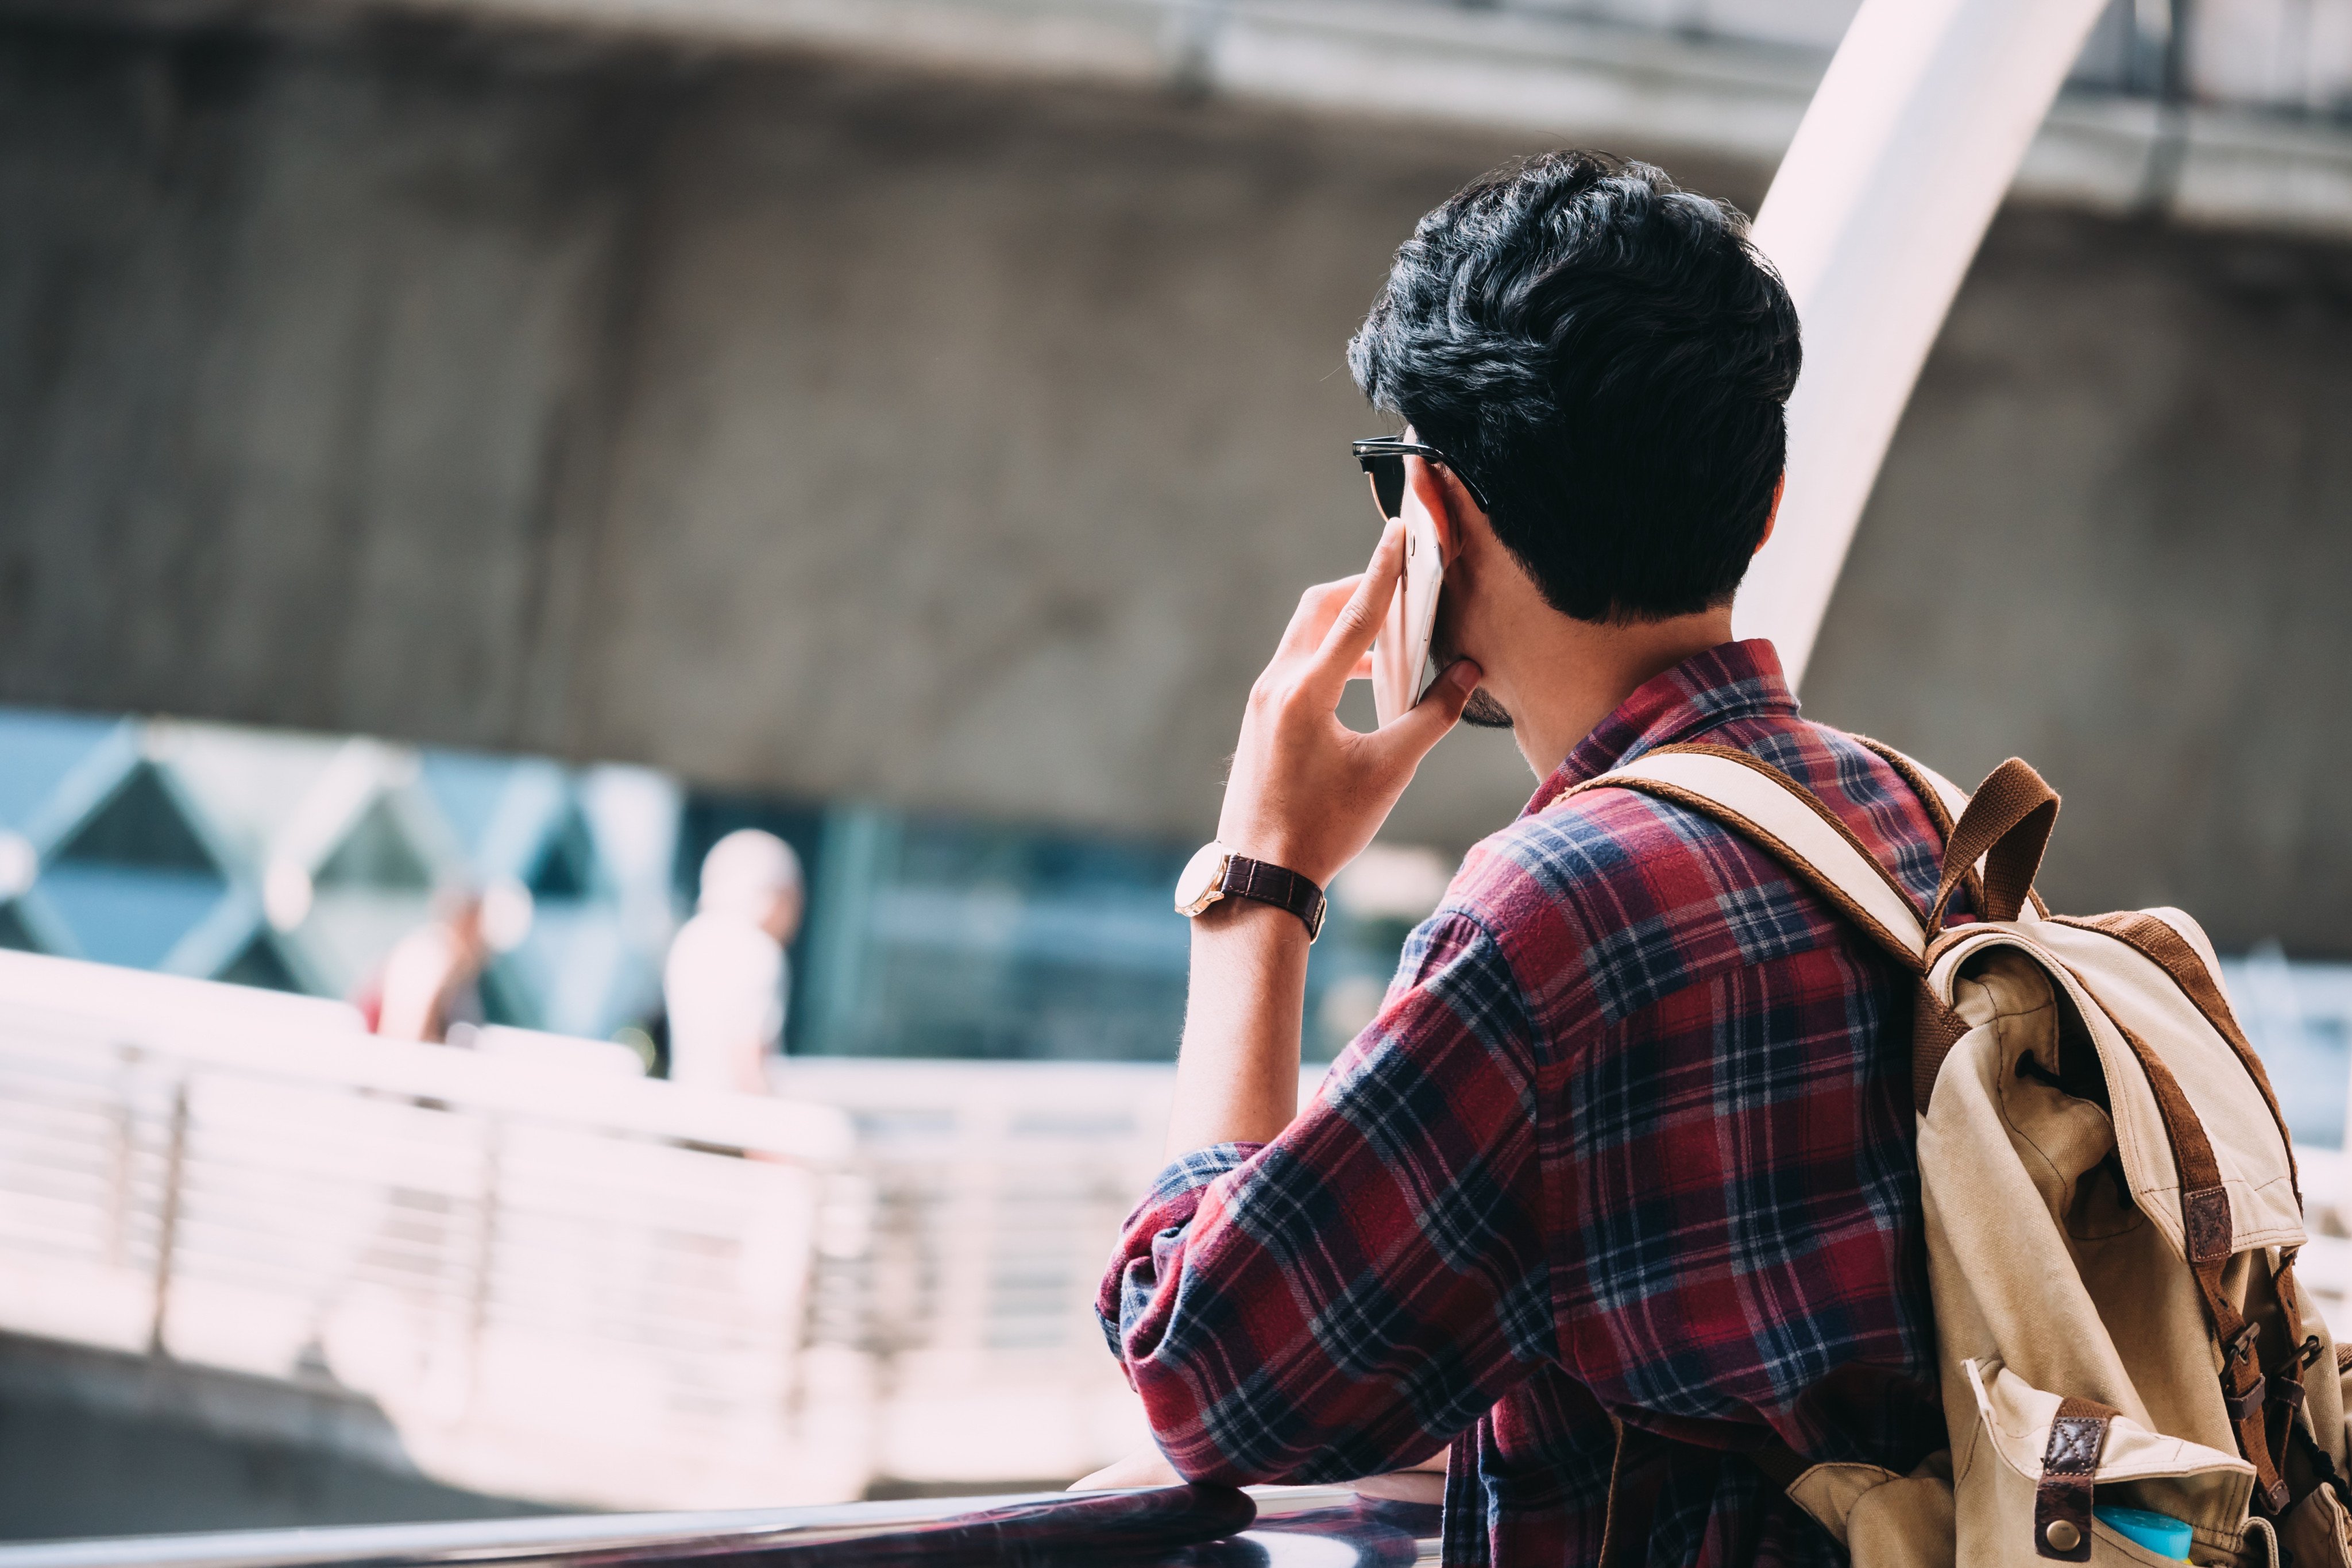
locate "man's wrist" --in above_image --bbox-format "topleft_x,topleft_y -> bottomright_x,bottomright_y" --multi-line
1183,839 -> 1328,940
1213,823 -> 1333,889
1191,889 -> 1311,939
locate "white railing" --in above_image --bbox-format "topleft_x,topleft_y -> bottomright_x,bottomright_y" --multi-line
0,953 -> 862,1512
0,951 -> 1283,1507
771,1057 -> 1326,1490
6,940 -> 2343,1513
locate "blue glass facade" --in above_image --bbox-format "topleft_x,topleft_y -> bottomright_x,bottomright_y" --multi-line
0,707 -> 1415,1063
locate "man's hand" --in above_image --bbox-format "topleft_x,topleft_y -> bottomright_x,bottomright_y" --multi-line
1068,1445 -> 1184,1492
1068,1440 -> 1449,1499
1217,517 -> 1481,887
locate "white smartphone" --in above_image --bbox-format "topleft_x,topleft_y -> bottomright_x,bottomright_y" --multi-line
1370,507 -> 1445,728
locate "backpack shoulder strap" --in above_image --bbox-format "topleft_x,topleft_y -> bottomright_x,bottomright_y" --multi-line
1565,742 -> 1927,971
1853,735 -> 2044,922
1853,735 -> 1968,837
1569,741 -> 1936,1508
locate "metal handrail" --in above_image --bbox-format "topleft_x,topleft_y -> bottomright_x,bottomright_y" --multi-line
0,1485 -> 1441,1567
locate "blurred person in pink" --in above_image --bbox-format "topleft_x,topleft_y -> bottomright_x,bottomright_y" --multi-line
663,829 -> 804,1094
372,883 -> 489,1044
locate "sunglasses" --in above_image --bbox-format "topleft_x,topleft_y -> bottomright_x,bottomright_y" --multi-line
1352,437 -> 1492,521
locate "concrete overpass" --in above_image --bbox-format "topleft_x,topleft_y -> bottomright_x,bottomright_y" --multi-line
2,0 -> 2350,951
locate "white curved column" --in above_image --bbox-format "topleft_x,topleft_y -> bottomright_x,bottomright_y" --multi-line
1731,0 -> 2113,688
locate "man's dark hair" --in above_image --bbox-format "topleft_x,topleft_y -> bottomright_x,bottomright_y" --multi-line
1348,151 -> 1799,624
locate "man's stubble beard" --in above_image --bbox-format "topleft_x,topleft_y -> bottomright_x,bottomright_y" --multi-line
1460,688 -> 1514,729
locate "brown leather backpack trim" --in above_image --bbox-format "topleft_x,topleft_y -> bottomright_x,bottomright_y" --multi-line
2048,915 -> 2312,1511
2268,1251 -> 2318,1503
1913,977 -> 1970,1117
2050,911 -> 2300,1208
2181,1187 -> 2234,1264
2034,1397 -> 2115,1561
1928,759 -> 2058,936
2063,974 -> 2293,1513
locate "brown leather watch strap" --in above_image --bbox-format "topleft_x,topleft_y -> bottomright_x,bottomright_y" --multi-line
1221,855 -> 1328,941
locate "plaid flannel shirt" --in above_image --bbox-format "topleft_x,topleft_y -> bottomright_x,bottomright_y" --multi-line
1098,640 -> 1950,1567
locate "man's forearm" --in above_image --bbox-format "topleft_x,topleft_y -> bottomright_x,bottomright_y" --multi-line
1163,896 -> 1312,1156
1159,522 -> 1474,1157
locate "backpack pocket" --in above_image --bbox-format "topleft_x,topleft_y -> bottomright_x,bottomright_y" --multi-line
1786,1453 -> 1956,1568
2273,1482 -> 2352,1568
1959,1358 -> 2261,1566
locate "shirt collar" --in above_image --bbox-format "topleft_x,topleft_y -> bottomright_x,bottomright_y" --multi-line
1522,638 -> 1799,817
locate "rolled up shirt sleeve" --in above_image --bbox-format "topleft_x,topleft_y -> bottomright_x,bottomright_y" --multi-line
1095,910 -> 1555,1485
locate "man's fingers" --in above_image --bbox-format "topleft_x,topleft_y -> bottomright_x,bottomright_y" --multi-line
1304,520 -> 1406,695
1346,650 -> 1373,682
1373,658 -> 1481,761
1276,574 -> 1363,660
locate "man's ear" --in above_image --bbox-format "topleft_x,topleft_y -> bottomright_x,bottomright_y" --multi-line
1756,473 -> 1784,553
1405,456 -> 1474,566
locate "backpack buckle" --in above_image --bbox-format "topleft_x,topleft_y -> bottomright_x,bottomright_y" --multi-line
2297,1334 -> 2326,1371
2222,1324 -> 2264,1419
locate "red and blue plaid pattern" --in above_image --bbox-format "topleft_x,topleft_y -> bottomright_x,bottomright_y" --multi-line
1099,641 -> 1949,1566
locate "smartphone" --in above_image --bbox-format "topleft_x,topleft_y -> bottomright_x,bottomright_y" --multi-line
1370,507 -> 1445,728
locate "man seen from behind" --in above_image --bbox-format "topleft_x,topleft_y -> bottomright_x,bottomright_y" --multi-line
1081,152 -> 1948,1566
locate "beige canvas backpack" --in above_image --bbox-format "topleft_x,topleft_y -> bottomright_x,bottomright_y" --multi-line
1578,741 -> 2352,1567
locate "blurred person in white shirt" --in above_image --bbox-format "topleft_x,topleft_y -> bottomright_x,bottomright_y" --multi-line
663,829 -> 804,1094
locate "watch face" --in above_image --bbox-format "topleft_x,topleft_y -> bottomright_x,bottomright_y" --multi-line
1174,841 -> 1233,917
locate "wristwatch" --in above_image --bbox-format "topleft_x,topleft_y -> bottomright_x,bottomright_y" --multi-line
1173,841 -> 1328,941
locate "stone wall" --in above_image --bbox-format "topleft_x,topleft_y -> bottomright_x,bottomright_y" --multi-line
1813,210 -> 2352,956
2,7 -> 2348,951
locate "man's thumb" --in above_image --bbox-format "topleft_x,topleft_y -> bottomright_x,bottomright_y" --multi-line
1388,659 -> 1481,751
